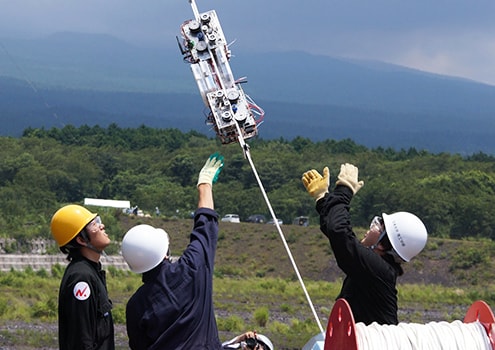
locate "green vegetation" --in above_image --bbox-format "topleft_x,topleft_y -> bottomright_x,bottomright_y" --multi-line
1,125 -> 495,348
1,125 -> 495,243
2,222 -> 495,349
1,266 -> 494,349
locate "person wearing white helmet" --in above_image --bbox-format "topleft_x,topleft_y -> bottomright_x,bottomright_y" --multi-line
123,152 -> 225,350
222,331 -> 274,350
302,163 -> 427,325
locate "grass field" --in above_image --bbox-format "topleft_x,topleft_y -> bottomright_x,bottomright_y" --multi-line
1,218 -> 495,349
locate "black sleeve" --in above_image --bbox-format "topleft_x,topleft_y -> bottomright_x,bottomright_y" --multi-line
316,185 -> 377,276
60,274 -> 100,350
316,185 -> 354,240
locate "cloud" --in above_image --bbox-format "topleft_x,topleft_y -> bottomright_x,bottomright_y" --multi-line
1,0 -> 495,85
382,29 -> 495,85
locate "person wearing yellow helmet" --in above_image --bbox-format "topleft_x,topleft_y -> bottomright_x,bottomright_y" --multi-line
302,163 -> 427,326
50,204 -> 114,350
123,152 -> 225,350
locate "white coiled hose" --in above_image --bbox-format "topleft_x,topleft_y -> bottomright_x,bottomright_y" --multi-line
355,320 -> 491,350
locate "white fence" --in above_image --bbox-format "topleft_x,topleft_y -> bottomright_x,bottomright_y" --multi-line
0,254 -> 130,272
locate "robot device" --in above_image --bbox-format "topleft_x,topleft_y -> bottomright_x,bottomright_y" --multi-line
177,0 -> 264,145
176,3 -> 325,337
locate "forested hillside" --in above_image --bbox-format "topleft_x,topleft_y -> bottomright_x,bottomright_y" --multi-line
1,125 -> 495,243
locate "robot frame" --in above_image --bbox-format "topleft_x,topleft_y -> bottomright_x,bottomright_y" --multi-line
177,0 -> 264,145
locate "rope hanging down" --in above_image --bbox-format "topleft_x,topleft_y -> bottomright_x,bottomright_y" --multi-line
178,0 -> 324,334
238,132 -> 324,334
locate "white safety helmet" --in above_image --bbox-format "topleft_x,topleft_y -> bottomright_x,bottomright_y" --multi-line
222,333 -> 274,350
382,212 -> 427,262
121,224 -> 170,273
256,334 -> 274,350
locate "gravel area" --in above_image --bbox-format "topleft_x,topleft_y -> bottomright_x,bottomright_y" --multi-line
0,322 -> 128,350
0,305 -> 464,350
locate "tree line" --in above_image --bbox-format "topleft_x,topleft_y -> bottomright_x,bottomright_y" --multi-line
0,124 -> 494,243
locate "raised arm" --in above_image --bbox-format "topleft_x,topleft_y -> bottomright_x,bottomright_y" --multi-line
197,152 -> 224,209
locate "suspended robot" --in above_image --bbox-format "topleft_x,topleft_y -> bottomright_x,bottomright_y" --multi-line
176,0 -> 325,339
177,0 -> 264,145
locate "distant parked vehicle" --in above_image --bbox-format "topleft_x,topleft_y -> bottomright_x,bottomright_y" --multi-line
221,214 -> 240,223
293,216 -> 309,226
267,218 -> 283,225
246,214 -> 267,223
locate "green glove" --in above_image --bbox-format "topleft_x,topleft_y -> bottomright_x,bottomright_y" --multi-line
302,167 -> 330,201
336,163 -> 364,194
197,152 -> 224,186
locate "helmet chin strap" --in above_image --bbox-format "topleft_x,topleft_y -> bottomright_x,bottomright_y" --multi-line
85,242 -> 103,254
80,231 -> 103,254
370,230 -> 387,250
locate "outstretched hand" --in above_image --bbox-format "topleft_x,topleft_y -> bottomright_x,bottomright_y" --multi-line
302,167 -> 330,201
336,163 -> 364,194
197,152 -> 224,187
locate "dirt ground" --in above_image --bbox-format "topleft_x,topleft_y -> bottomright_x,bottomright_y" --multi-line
0,305 -> 461,350
0,224 -> 487,349
0,322 -> 128,350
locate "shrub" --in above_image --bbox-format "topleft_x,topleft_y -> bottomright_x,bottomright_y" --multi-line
51,263 -> 65,279
0,298 -> 7,317
217,314 -> 245,332
31,298 -> 57,319
450,247 -> 489,270
280,303 -> 294,314
111,304 -> 126,324
253,306 -> 269,327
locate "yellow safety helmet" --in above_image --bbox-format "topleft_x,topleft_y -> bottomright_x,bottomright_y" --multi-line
51,204 -> 97,247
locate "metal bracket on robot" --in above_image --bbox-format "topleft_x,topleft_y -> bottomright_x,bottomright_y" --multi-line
178,0 -> 264,146
324,298 -> 495,350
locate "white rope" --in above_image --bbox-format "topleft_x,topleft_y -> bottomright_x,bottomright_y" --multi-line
355,320 -> 491,350
188,0 -> 200,20
236,133 -> 324,334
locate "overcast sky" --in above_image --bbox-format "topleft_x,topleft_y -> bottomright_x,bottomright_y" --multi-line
1,0 -> 495,86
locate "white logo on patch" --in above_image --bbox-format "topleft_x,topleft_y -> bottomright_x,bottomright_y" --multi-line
73,281 -> 91,301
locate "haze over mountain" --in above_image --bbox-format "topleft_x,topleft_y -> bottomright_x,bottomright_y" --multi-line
1,32 -> 495,155
3,0 -> 495,86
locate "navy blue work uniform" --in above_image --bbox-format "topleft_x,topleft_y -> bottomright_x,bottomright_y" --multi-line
126,207 -> 222,350
316,185 -> 402,325
58,253 -> 115,350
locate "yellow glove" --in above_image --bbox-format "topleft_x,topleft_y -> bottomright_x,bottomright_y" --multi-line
302,167 -> 330,201
336,163 -> 364,194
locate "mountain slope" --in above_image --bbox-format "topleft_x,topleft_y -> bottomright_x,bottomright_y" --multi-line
1,33 -> 495,154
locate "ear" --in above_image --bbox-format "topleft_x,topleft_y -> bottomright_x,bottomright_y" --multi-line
375,242 -> 387,253
75,235 -> 87,246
